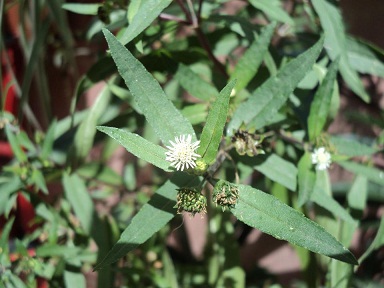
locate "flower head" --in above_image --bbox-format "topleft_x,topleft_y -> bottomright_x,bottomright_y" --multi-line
311,147 -> 332,171
165,134 -> 201,171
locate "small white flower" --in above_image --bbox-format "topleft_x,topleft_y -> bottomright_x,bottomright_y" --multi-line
311,147 -> 332,171
165,135 -> 201,171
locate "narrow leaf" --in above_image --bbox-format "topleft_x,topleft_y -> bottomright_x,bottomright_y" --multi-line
227,37 -> 324,134
41,119 -> 57,160
338,161 -> 384,186
64,271 -> 86,288
5,125 -> 27,162
331,136 -> 377,157
198,80 -> 236,164
61,3 -> 102,15
312,0 -> 369,102
307,58 -> 340,141
119,0 -> 173,45
174,63 -> 219,101
347,175 -> 367,212
250,154 -> 297,191
347,37 -> 384,78
97,126 -> 171,172
181,103 -> 208,125
0,177 -> 22,215
94,173 -> 199,269
249,0 -> 294,25
73,84 -> 112,164
62,173 -> 95,235
231,184 -> 358,265
297,152 -> 316,206
311,188 -> 356,225
103,29 -> 196,144
229,22 -> 276,93
359,216 -> 384,264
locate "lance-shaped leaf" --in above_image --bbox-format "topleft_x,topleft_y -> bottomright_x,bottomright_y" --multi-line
94,173 -> 199,270
119,0 -> 173,45
359,216 -> 384,264
337,161 -> 384,186
330,136 -> 377,157
103,29 -> 196,144
249,154 -> 297,191
197,80 -> 236,164
297,152 -> 316,206
231,184 -> 358,265
227,37 -> 324,135
62,173 -> 95,235
312,0 -> 369,103
62,3 -> 102,15
229,22 -> 276,93
307,58 -> 340,141
97,126 -> 171,172
347,37 -> 384,78
174,64 -> 219,101
249,0 -> 293,25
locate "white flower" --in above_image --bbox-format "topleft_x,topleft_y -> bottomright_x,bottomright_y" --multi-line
165,135 -> 201,171
311,147 -> 332,171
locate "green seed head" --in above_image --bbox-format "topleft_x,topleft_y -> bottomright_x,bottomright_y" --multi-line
176,187 -> 207,216
212,180 -> 239,211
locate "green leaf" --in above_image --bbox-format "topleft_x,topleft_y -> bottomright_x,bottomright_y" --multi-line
231,184 -> 358,265
62,173 -> 95,235
174,63 -> 219,101
347,175 -> 367,213
97,126 -> 171,172
0,217 -> 14,264
337,161 -> 384,186
229,22 -> 276,93
181,103 -> 208,125
94,173 -> 199,270
0,177 -> 22,215
331,136 -> 377,157
227,36 -> 324,134
5,125 -> 27,163
347,37 -> 384,78
61,3 -> 102,15
297,152 -> 316,206
64,271 -> 86,288
72,84 -> 112,164
76,162 -> 123,186
249,0 -> 294,25
359,216 -> 384,264
307,58 -> 340,141
312,0 -> 369,102
311,170 -> 355,224
41,119 -> 57,160
31,169 -> 48,194
119,0 -> 173,45
251,154 -> 297,191
103,29 -> 196,144
197,80 -> 236,164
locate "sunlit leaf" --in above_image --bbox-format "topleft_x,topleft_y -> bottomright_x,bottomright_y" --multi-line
198,80 -> 236,164
312,0 -> 369,102
227,37 -> 324,134
103,29 -> 196,144
119,0 -> 173,45
231,184 -> 358,265
97,126 -> 171,172
307,58 -> 340,141
94,173 -> 199,269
